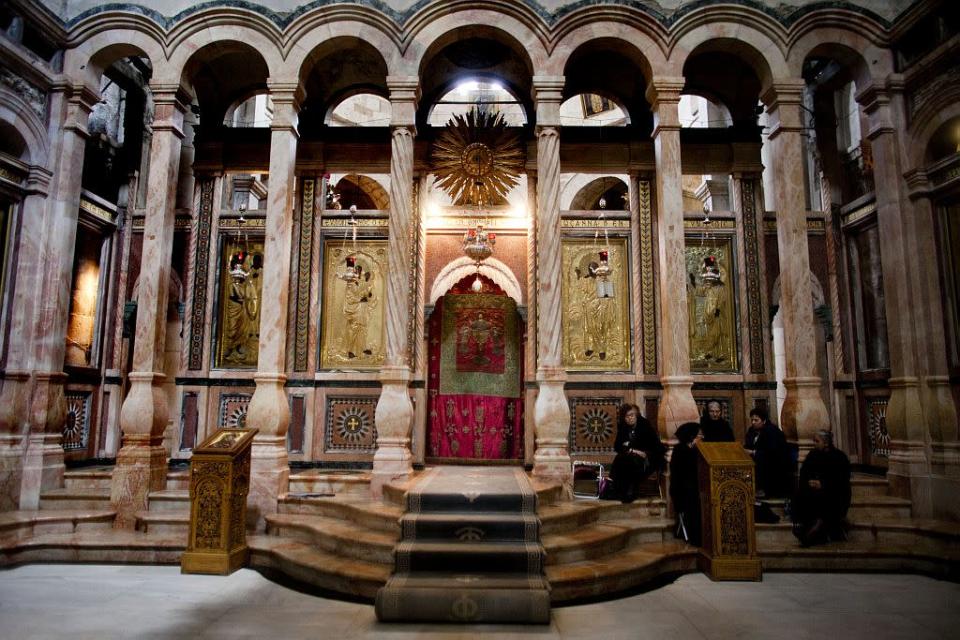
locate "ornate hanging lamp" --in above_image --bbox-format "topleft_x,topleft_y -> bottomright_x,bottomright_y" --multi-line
593,125 -> 614,298
335,204 -> 360,284
229,204 -> 251,283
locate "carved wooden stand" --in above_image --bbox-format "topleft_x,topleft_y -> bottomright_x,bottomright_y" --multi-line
181,428 -> 257,575
697,442 -> 762,581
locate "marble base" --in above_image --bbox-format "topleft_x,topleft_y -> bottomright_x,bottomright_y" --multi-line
19,434 -> 65,510
249,435 -> 290,531
657,376 -> 699,440
0,435 -> 24,511
110,437 -> 167,529
372,370 -> 414,498
780,377 -> 829,445
532,373 -> 572,496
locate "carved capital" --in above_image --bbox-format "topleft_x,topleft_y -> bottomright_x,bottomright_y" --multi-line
533,76 -> 564,128
645,76 -> 685,107
388,76 -> 419,128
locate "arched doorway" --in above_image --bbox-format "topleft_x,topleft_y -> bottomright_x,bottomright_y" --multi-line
426,275 -> 524,463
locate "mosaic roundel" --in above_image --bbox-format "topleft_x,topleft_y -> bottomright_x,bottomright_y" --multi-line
62,394 -> 88,451
336,406 -> 372,444
226,407 -> 247,428
578,408 -> 613,445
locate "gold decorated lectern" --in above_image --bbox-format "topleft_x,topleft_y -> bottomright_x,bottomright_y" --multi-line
181,427 -> 257,575
696,442 -> 762,581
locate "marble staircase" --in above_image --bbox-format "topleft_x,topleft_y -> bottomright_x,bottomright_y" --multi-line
2,467 -> 957,601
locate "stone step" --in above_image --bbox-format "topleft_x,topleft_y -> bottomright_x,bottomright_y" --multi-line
394,540 -> 544,574
247,535 -> 390,600
147,489 -> 190,512
758,517 -> 960,550
758,542 -> 960,577
63,469 -> 113,490
760,494 -> 912,521
851,473 -> 888,498
382,472 -> 561,509
399,512 -> 539,542
279,495 -> 401,533
263,513 -> 396,565
135,511 -> 190,538
287,470 -> 371,496
38,488 -> 111,511
546,541 -> 698,603
165,470 -> 190,491
538,498 -> 665,534
0,529 -> 185,568
0,509 -> 116,542
376,572 -> 551,623
543,517 -> 672,565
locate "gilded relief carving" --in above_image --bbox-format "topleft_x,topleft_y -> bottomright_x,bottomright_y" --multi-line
686,238 -> 739,372
320,240 -> 387,369
718,483 -> 749,556
561,238 -> 631,370
215,238 -> 264,368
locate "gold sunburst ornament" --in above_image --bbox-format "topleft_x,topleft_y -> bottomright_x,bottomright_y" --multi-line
431,107 -> 524,206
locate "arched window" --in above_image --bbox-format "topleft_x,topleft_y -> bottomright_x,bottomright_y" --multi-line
679,94 -> 732,128
428,80 -> 526,126
224,93 -> 273,128
326,93 -> 391,127
559,94 -> 628,126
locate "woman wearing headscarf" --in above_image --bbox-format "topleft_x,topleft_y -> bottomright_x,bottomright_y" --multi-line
792,429 -> 851,546
699,400 -> 735,442
670,422 -> 704,545
610,403 -> 665,503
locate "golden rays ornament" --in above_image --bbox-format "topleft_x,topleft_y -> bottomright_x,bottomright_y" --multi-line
431,107 -> 524,205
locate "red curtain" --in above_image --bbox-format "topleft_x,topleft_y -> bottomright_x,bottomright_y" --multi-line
427,277 -> 523,461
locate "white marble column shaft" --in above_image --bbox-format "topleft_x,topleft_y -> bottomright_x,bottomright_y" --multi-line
245,85 -> 302,529
372,77 -> 419,497
647,78 -> 700,439
111,86 -> 188,527
20,85 -> 99,509
763,81 -> 830,449
531,77 -> 572,491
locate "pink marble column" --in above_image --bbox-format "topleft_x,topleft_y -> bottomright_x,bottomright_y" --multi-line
0,167 -> 51,510
762,81 -> 830,449
857,85 -> 933,506
646,78 -> 700,439
372,77 -> 419,497
245,84 -> 302,529
531,77 -> 572,491
20,84 -> 99,509
112,86 -> 189,527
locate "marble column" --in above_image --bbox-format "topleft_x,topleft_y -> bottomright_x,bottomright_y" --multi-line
762,81 -> 830,450
856,84 -> 932,506
20,84 -> 99,509
646,78 -> 700,438
112,85 -> 189,527
372,77 -> 419,497
0,167 -> 51,510
531,77 -> 572,491
245,84 -> 302,529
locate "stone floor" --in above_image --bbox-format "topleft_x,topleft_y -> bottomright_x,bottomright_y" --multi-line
0,565 -> 957,639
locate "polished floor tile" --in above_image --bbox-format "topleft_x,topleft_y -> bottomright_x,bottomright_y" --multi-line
0,565 -> 957,639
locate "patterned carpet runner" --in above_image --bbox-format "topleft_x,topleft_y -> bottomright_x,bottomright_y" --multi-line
375,466 -> 550,624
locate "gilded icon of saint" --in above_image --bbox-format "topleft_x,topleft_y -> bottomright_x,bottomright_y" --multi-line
689,255 -> 728,365
341,261 -> 378,359
222,252 -> 262,366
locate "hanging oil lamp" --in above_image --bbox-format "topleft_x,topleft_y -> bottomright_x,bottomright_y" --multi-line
229,205 -> 250,282
336,204 -> 360,283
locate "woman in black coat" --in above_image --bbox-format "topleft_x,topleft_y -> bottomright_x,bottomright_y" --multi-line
610,403 -> 665,503
670,422 -> 703,545
792,429 -> 851,546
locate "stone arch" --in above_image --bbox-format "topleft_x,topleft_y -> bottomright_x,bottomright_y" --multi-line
430,257 -> 523,306
670,20 -> 789,93
546,21 -> 668,79
405,10 -> 547,75
786,29 -> 891,92
332,174 -> 390,210
0,90 -> 49,164
568,176 -> 629,211
908,98 -> 960,169
65,19 -> 166,89
286,17 -> 403,80
771,271 -> 826,309
163,20 -> 285,86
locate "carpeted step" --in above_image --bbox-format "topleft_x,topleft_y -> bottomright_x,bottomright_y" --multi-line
395,540 -> 544,574
376,572 -> 551,624
409,491 -> 535,514
400,511 -> 539,542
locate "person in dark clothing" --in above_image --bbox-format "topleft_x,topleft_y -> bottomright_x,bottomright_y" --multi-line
700,400 -> 735,442
744,406 -> 791,497
670,422 -> 703,545
611,403 -> 666,503
792,429 -> 851,547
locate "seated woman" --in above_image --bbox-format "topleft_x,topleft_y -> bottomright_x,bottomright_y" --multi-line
792,429 -> 851,547
610,403 -> 665,503
670,422 -> 703,545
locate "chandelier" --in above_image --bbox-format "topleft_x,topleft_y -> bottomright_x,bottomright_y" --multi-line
335,204 -> 360,284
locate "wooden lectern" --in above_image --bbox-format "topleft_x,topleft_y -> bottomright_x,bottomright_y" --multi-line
697,442 -> 762,581
181,427 -> 257,575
